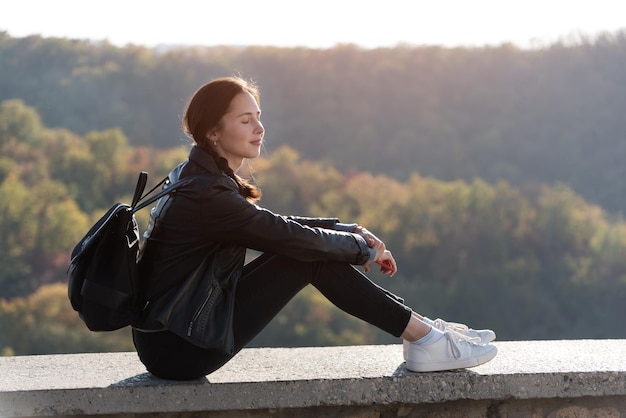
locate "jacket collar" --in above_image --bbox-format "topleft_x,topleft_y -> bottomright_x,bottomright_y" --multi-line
189,145 -> 221,175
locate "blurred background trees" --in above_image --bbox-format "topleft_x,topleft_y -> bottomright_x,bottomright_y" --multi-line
1,32 -> 625,355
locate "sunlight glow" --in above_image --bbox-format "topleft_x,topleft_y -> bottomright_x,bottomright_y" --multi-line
1,0 -> 625,49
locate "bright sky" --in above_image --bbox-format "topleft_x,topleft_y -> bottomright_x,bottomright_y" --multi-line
2,0 -> 625,49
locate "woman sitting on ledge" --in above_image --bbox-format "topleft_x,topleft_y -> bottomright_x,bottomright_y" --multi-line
132,76 -> 498,381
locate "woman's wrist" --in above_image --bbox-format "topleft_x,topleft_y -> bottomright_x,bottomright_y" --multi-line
368,248 -> 378,262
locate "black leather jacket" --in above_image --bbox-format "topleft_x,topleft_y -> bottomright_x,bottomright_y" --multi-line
135,146 -> 371,346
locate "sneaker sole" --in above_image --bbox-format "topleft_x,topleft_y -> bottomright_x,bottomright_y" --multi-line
405,345 -> 498,373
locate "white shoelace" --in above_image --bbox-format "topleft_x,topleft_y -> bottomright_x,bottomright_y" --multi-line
432,318 -> 470,333
443,329 -> 481,359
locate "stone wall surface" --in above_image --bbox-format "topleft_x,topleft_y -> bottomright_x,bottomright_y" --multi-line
0,340 -> 625,417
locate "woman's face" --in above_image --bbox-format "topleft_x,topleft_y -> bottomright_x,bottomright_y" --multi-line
210,92 -> 264,171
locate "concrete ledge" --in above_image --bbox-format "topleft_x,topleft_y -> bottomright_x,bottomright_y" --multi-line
1,340 -> 625,417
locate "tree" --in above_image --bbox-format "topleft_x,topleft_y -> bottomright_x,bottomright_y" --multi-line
0,174 -> 38,297
0,283 -> 134,355
0,99 -> 44,147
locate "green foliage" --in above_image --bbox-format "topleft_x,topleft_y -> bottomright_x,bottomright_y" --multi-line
2,33 -> 626,353
0,99 -> 45,147
0,101 -> 184,298
252,149 -> 626,342
255,146 -> 345,216
0,174 -> 37,296
2,33 -> 626,212
0,283 -> 134,355
1,103 -> 626,352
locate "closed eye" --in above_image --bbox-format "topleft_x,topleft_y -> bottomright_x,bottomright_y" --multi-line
238,111 -> 261,123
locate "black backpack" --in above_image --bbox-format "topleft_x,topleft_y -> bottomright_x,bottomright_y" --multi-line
67,171 -> 193,331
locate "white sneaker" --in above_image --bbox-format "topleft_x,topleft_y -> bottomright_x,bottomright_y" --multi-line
403,318 -> 496,361
405,330 -> 498,372
425,317 -> 496,343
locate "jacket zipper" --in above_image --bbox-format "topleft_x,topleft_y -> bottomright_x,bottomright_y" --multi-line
187,286 -> 214,337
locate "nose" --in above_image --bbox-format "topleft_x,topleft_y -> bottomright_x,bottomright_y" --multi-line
255,120 -> 264,134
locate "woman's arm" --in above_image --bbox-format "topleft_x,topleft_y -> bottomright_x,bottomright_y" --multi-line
194,180 -> 371,266
285,215 -> 339,230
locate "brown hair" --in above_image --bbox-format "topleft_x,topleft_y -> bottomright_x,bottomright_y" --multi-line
182,76 -> 261,202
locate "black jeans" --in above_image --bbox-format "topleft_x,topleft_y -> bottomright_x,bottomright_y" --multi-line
133,253 -> 413,380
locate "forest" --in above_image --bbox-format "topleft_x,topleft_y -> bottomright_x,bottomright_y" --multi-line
0,32 -> 625,355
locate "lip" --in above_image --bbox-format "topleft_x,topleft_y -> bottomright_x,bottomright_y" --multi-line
251,139 -> 262,146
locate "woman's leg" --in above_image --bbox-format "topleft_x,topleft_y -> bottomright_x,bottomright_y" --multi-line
236,254 -> 498,373
233,253 -> 414,348
133,253 -> 415,380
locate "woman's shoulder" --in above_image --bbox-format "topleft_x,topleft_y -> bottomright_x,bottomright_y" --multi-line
181,172 -> 241,203
179,159 -> 238,191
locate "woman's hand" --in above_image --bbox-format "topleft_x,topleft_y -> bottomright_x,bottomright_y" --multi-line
354,224 -> 385,253
374,250 -> 397,276
354,225 -> 397,277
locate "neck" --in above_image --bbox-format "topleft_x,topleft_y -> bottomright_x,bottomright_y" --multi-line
228,158 -> 244,173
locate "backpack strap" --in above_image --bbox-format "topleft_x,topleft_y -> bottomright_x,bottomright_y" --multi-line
132,176 -> 196,213
131,172 -> 148,208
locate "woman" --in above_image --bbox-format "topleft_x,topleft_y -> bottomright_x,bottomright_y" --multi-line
132,76 -> 497,380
